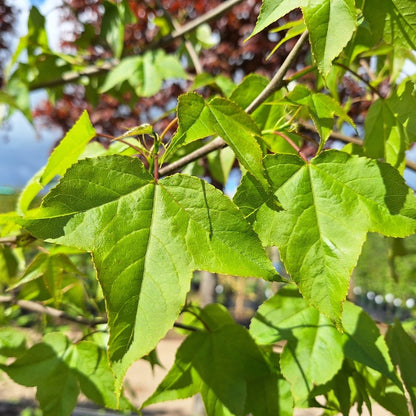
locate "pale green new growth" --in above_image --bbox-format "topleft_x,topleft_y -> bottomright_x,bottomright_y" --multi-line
18,111 -> 96,214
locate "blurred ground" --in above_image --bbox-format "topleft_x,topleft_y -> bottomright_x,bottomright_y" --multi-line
0,330 -> 397,415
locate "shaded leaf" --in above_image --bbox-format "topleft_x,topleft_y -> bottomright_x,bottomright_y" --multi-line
250,289 -> 401,405
0,328 -> 27,358
342,302 -> 400,387
386,321 -> 416,409
1,333 -> 129,416
364,81 -> 416,171
284,84 -> 355,150
363,0 -> 416,48
250,287 -> 344,406
144,304 -> 284,416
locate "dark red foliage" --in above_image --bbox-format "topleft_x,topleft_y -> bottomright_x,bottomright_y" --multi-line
33,0 -> 310,138
0,1 -> 16,87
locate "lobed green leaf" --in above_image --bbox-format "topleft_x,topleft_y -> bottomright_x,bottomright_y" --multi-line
235,150 -> 416,325
21,155 -> 278,393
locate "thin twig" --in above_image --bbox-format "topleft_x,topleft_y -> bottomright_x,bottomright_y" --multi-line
0,236 -> 18,245
246,30 -> 309,114
160,137 -> 226,176
154,0 -> 244,49
173,322 -> 200,332
156,0 -> 203,74
28,0 -> 243,91
335,62 -> 382,98
160,32 -> 309,175
273,131 -> 308,162
298,120 -> 363,145
160,117 -> 178,141
0,294 -> 199,333
0,295 -> 106,327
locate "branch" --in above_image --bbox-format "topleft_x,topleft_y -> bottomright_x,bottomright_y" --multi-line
0,295 -> 200,332
159,31 -> 309,175
156,0 -> 204,74
335,62 -> 382,98
154,0 -> 244,49
29,0 -> 243,91
0,295 -> 106,327
273,131 -> 308,162
245,30 -> 309,114
0,236 -> 18,246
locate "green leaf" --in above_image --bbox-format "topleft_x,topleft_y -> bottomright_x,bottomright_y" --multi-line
235,150 -> 416,325
250,287 -> 344,406
302,0 -> 357,75
229,74 -> 286,133
164,93 -> 267,186
363,0 -> 416,48
386,321 -> 416,409
0,244 -> 19,281
101,50 -> 186,97
360,366 -> 409,416
2,333 -> 128,416
207,147 -> 235,185
21,155 -> 278,393
75,340 -> 126,409
2,333 -> 79,416
364,82 -> 416,171
267,19 -> 306,58
101,0 -> 134,58
251,0 -> 357,74
99,56 -> 142,92
11,252 -> 81,304
342,302 -> 400,386
250,290 -> 400,404
284,84 -> 355,150
250,0 -> 308,39
0,328 -> 27,358
144,304 -> 282,416
18,111 -> 96,214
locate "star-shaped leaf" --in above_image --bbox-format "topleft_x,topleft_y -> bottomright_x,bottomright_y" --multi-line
234,150 -> 416,326
22,155 -> 278,392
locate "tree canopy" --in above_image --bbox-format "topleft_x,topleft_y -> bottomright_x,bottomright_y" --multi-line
1,1 -> 416,415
